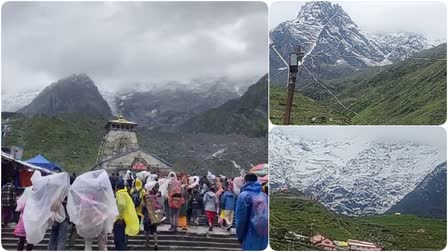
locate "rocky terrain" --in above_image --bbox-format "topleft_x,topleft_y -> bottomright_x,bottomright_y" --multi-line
17,74 -> 112,117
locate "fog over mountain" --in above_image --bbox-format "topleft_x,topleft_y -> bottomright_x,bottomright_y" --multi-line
1,2 -> 267,95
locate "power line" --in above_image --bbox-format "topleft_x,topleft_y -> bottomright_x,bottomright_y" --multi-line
269,68 -> 288,81
303,64 -> 370,125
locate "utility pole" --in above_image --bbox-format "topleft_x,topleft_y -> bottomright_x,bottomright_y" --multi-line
283,46 -> 304,125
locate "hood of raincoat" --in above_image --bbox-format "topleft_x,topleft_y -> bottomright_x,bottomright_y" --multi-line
145,181 -> 157,192
147,174 -> 158,184
136,171 -> 151,182
206,171 -> 216,184
134,178 -> 143,190
241,181 -> 262,193
168,171 -> 177,181
116,189 -> 139,236
232,176 -> 245,195
158,178 -> 169,198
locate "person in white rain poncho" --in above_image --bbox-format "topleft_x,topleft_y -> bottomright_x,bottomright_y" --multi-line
23,171 -> 70,245
233,176 -> 245,196
67,169 -> 118,251
158,177 -> 170,219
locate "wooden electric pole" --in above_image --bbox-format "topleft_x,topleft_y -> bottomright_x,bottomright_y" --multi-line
283,72 -> 297,125
283,46 -> 304,125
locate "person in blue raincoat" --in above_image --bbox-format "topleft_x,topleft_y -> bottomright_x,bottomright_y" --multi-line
235,173 -> 268,250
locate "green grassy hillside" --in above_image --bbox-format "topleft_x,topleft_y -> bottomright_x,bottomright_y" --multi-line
270,193 -> 447,251
2,113 -> 106,174
270,44 -> 447,125
269,86 -> 351,125
332,43 -> 447,125
2,113 -> 267,176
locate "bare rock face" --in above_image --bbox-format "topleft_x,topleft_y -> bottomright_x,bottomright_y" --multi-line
181,75 -> 268,137
387,162 -> 446,219
17,73 -> 112,117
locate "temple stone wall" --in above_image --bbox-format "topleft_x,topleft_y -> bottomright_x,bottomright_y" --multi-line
98,149 -> 171,175
98,130 -> 139,161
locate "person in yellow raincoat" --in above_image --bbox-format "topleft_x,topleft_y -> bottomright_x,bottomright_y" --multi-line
114,178 -> 139,250
130,178 -> 145,228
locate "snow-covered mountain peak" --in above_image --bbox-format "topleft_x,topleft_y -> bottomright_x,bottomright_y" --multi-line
270,1 -> 436,74
295,1 -> 352,27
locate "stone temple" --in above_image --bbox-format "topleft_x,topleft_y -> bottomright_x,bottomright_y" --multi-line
92,115 -> 173,176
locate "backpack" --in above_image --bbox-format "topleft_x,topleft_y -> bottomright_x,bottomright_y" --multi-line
143,194 -> 161,225
190,194 -> 200,209
251,194 -> 268,238
168,180 -> 183,209
131,188 -> 143,207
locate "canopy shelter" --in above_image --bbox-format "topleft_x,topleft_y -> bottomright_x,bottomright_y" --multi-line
1,152 -> 54,188
24,154 -> 63,172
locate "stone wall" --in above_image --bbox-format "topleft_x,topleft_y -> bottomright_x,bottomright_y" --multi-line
98,149 -> 172,175
98,129 -> 139,161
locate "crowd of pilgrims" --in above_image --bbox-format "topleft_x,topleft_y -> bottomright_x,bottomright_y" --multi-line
1,169 -> 268,251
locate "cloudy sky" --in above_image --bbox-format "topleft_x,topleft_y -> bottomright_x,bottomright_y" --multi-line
270,1 -> 447,42
2,2 -> 267,95
273,126 -> 447,153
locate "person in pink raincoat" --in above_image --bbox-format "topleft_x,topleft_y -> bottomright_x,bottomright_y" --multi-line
14,188 -> 33,251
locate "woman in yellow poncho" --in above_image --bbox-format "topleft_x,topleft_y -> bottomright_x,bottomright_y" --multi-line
114,178 -> 139,250
130,178 -> 145,227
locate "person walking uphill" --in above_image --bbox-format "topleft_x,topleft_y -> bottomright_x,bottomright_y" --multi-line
2,177 -> 16,228
188,189 -> 202,226
130,178 -> 145,229
203,187 -> 217,231
235,173 -> 268,251
167,172 -> 183,232
220,187 -> 236,230
67,169 -> 118,251
115,178 -> 139,250
14,188 -> 32,251
142,181 -> 162,250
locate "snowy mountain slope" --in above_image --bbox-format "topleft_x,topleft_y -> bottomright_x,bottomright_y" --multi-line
2,78 -> 246,125
377,32 -> 435,62
270,1 -> 435,81
1,90 -> 40,112
270,128 -> 446,216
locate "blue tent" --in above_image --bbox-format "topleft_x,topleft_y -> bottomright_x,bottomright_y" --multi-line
24,154 -> 63,172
